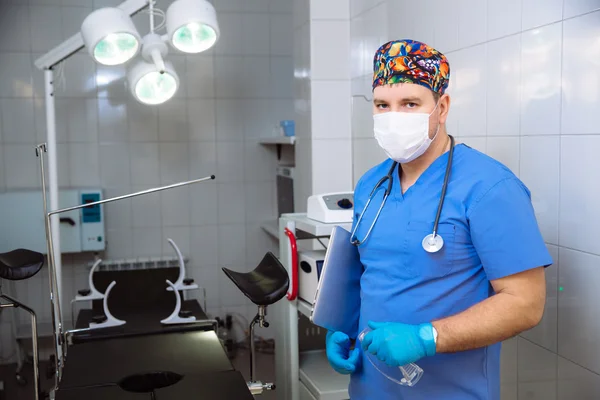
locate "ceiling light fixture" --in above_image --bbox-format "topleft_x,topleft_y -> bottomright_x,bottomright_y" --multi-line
166,0 -> 220,54
128,59 -> 179,105
128,33 -> 179,105
81,7 -> 141,66
78,0 -> 219,105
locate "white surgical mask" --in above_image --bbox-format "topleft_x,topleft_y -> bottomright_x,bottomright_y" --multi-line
373,103 -> 440,163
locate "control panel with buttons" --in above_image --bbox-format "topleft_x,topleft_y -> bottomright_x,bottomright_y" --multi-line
80,190 -> 105,252
307,192 -> 354,224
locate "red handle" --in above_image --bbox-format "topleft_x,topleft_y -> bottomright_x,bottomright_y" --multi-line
284,227 -> 298,301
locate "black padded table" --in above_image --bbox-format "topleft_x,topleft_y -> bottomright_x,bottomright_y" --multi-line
55,371 -> 254,400
55,298 -> 254,399
59,330 -> 233,389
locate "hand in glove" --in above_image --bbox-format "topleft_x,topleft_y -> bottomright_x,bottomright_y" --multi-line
326,331 -> 361,374
361,321 -> 436,367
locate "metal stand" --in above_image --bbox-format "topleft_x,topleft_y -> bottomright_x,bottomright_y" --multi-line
247,305 -> 275,395
36,143 -> 65,390
0,293 -> 41,400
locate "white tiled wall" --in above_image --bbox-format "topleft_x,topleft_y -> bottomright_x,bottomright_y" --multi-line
350,0 -> 600,398
0,0 -> 293,361
292,0 -> 353,211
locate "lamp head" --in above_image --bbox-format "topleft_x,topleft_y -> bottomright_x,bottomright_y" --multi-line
81,7 -> 141,66
128,60 -> 179,105
166,0 -> 220,54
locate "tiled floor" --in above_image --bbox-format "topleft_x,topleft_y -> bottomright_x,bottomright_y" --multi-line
0,348 -> 276,400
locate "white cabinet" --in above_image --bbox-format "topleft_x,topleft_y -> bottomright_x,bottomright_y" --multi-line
274,214 -> 352,400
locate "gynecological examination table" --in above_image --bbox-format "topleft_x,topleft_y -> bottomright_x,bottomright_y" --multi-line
6,144 -> 291,400
54,250 -> 289,400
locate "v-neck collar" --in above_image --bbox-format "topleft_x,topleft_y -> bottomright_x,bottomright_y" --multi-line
393,144 -> 464,200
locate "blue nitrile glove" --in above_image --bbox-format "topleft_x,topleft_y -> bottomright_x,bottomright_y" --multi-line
361,321 -> 436,367
326,331 -> 360,374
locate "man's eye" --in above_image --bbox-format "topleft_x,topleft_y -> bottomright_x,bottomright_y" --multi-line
406,103 -> 418,108
376,104 -> 389,109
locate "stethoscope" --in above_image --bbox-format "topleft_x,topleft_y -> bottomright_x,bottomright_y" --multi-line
350,135 -> 455,253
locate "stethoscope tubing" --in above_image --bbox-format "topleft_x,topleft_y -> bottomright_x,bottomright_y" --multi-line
350,135 -> 455,249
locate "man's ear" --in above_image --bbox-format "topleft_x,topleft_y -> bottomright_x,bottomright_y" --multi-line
439,94 -> 451,125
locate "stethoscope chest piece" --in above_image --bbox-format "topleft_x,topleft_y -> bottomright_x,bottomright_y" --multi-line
422,234 -> 444,253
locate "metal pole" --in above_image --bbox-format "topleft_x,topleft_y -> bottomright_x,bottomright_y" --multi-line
48,175 -> 215,216
1,294 -> 40,400
249,313 -> 258,383
44,69 -> 63,316
29,309 -> 40,400
35,144 -> 62,389
149,0 -> 155,32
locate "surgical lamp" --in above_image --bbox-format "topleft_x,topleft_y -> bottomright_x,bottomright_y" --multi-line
79,0 -> 220,105
81,7 -> 141,66
128,59 -> 180,105
166,0 -> 220,53
127,32 -> 181,104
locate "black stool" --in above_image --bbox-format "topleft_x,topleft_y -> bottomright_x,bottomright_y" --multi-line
222,252 -> 289,396
0,249 -> 44,400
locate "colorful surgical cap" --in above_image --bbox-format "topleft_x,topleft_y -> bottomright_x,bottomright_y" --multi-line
372,39 -> 450,95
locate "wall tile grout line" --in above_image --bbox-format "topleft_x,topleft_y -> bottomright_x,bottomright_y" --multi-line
519,335 -> 600,378
555,17 -> 566,397
441,8 -> 599,58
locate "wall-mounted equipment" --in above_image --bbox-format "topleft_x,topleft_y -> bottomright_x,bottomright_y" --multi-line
0,189 -> 105,254
307,192 -> 354,224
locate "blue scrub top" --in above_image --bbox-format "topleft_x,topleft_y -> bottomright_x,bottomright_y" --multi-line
348,143 -> 553,400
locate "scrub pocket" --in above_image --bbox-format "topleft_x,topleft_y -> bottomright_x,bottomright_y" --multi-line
402,220 -> 456,279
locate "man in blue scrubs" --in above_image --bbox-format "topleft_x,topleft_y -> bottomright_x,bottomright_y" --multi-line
325,39 -> 552,399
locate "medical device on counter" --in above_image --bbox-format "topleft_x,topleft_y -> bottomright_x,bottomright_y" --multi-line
306,192 -> 354,224
297,250 -> 326,304
284,194 -> 354,306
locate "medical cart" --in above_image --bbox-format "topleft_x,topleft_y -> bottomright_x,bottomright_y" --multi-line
273,213 -> 353,400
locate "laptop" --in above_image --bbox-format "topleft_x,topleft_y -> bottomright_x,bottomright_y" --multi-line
310,225 -> 363,338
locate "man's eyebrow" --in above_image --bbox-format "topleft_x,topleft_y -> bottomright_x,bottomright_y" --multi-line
373,96 -> 422,103
399,96 -> 422,102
